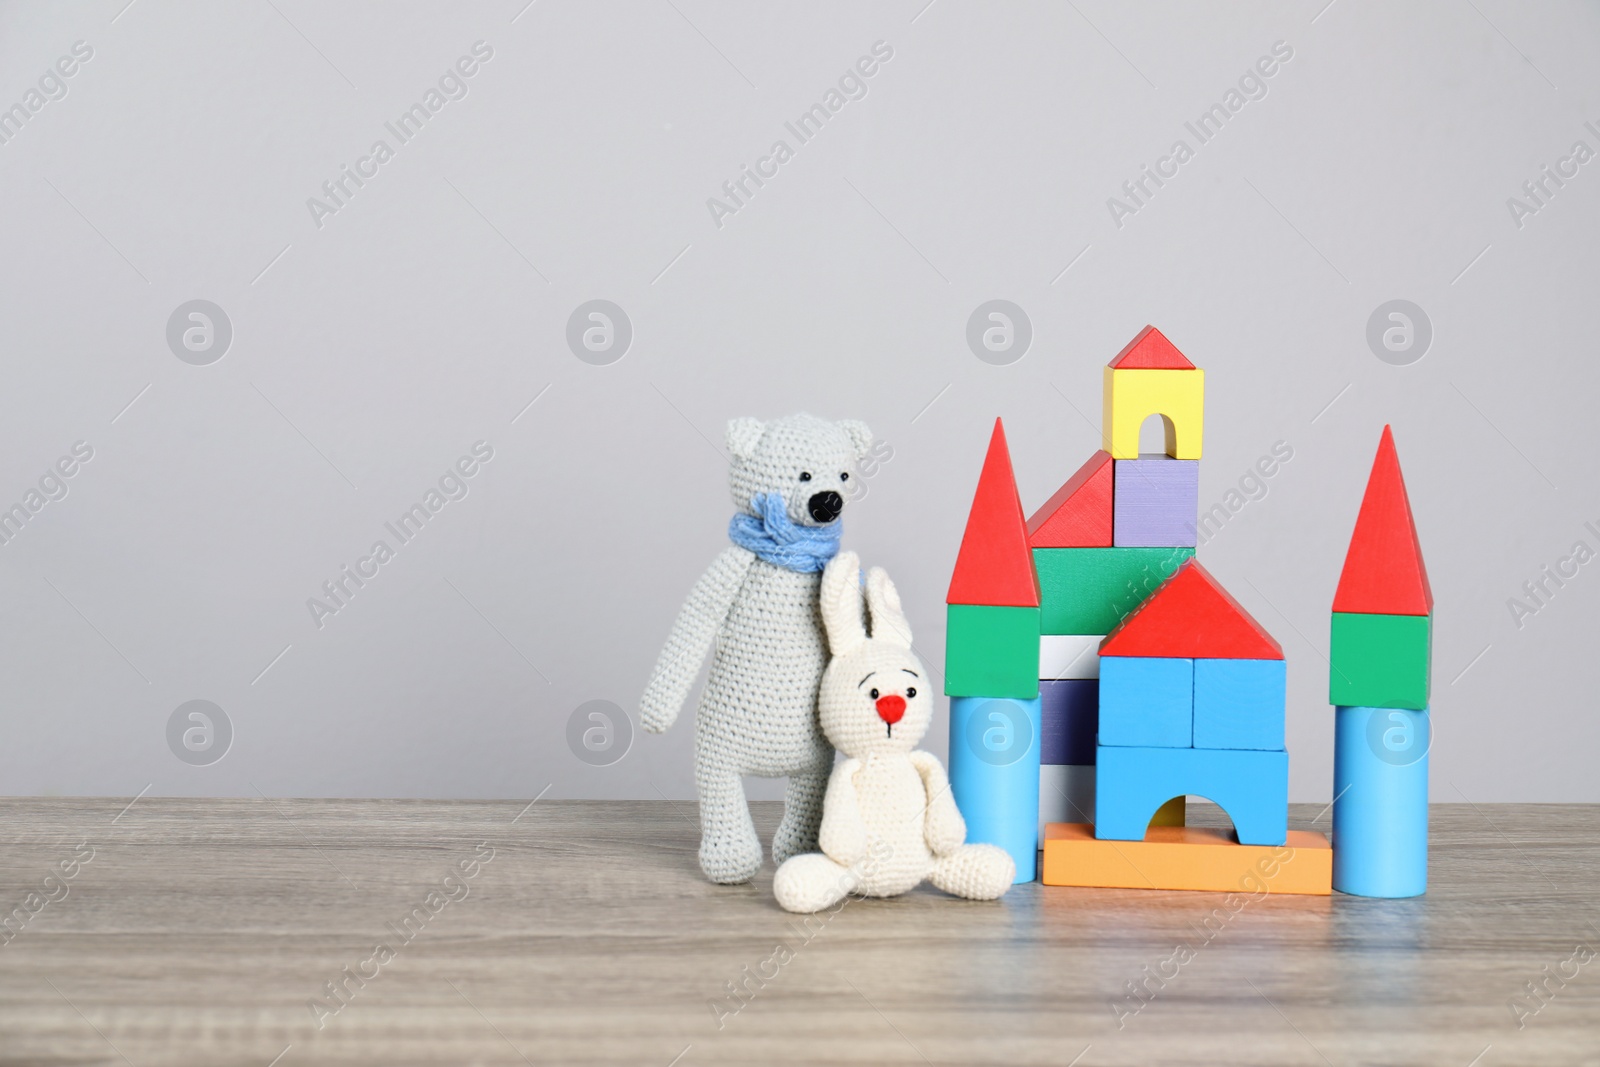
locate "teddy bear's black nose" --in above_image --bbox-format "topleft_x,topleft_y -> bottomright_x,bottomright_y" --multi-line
808,491 -> 843,523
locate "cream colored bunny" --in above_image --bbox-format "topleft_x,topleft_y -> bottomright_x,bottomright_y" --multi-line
772,552 -> 1015,912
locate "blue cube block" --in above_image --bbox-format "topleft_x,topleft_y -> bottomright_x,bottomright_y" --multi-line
1097,656 -> 1192,748
1095,744 -> 1288,845
1193,658 -> 1286,750
1040,680 -> 1098,765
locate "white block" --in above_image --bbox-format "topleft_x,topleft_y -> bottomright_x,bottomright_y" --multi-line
1038,764 -> 1096,846
1039,634 -> 1103,679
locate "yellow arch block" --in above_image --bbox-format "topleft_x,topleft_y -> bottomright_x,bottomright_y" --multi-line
1101,366 -> 1205,459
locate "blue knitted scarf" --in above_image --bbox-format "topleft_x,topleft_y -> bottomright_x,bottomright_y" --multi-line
728,492 -> 842,573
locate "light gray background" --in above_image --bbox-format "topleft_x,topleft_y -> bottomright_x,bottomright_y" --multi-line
1,0 -> 1594,803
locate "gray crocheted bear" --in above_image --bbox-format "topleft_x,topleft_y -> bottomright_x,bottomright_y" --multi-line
642,413 -> 873,884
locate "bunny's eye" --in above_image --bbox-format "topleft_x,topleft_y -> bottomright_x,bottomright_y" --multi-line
799,471 -> 812,482
906,687 -> 916,698
840,472 -> 849,481
869,688 -> 879,699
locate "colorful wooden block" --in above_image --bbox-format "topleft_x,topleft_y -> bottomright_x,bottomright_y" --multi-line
1038,763 -> 1095,844
1039,634 -> 1102,679
1333,426 -> 1431,617
1034,546 -> 1194,635
1102,365 -> 1205,460
950,696 -> 1042,882
1042,823 -> 1331,895
1113,455 -> 1199,547
1040,679 -> 1098,764
1333,705 -> 1429,897
1097,656 -> 1193,748
1193,658 -> 1286,750
1328,612 -> 1430,710
1095,744 -> 1287,845
947,419 -> 1040,608
945,605 -> 1040,699
1107,325 -> 1196,370
1027,451 -> 1114,548
1099,559 -> 1283,660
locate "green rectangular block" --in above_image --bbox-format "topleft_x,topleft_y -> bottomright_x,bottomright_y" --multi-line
1329,612 -> 1431,710
1033,547 -> 1194,635
945,604 -> 1040,699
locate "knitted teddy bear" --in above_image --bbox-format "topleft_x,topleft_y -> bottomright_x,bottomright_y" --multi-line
642,414 -> 873,884
773,551 -> 1015,912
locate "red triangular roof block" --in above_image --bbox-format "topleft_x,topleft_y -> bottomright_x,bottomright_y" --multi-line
1100,560 -> 1283,659
1107,325 -> 1195,370
1332,426 -> 1432,616
947,419 -> 1040,607
1027,450 -> 1114,547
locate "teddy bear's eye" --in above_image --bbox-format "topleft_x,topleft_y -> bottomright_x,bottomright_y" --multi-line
869,688 -> 879,699
906,687 -> 916,698
799,471 -> 812,482
840,472 -> 849,481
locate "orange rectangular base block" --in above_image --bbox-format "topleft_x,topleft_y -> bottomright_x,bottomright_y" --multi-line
1041,823 -> 1331,895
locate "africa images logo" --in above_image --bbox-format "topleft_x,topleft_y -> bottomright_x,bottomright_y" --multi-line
966,700 -> 1033,767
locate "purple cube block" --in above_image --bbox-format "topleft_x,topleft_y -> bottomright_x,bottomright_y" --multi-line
1040,679 -> 1098,765
1114,454 -> 1199,547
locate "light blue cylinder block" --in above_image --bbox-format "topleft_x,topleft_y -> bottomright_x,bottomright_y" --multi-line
1333,705 -> 1429,897
949,696 -> 1042,882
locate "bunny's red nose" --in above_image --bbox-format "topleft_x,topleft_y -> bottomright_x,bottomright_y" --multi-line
875,694 -> 906,724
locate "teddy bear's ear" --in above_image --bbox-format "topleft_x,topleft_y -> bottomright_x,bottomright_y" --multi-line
820,551 -> 867,657
838,420 -> 873,461
865,566 -> 912,648
725,417 -> 765,462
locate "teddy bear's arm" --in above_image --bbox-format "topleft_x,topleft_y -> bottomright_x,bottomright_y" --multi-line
908,750 -> 967,856
818,758 -> 869,866
640,546 -> 755,733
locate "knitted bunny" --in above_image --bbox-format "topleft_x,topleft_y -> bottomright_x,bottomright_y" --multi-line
773,551 -> 1015,912
642,415 -> 873,884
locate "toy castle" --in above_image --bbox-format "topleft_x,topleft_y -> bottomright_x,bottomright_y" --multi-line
944,327 -> 1430,897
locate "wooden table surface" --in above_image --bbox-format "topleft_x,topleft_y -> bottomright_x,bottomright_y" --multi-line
0,799 -> 1595,1066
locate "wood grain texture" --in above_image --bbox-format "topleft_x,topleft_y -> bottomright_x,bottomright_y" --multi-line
0,799 -> 1595,1066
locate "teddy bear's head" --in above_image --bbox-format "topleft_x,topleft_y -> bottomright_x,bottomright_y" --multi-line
816,551 -> 932,758
726,414 -> 873,527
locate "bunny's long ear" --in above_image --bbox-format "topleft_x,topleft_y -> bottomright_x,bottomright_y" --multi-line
864,566 -> 912,648
820,551 -> 867,657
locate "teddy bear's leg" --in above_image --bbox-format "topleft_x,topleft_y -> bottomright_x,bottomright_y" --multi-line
770,751 -> 831,867
928,844 -> 1016,900
695,752 -> 763,884
773,853 -> 860,913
